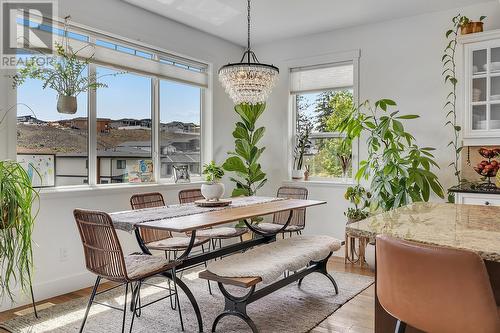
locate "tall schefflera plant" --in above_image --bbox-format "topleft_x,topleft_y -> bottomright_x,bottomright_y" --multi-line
336,99 -> 444,211
223,103 -> 267,196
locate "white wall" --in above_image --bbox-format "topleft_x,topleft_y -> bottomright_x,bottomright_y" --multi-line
252,1 -> 500,239
0,0 -> 243,310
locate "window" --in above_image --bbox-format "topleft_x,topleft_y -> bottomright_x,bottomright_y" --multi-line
96,67 -> 153,184
290,61 -> 356,180
15,19 -> 209,188
159,80 -> 202,179
16,70 -> 89,187
116,160 -> 126,169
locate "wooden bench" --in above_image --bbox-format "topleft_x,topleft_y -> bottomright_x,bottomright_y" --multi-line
199,235 -> 341,332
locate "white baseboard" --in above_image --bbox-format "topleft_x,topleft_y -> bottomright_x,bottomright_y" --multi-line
0,271 -> 95,312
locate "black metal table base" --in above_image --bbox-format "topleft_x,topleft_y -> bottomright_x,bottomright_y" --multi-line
211,252 -> 338,333
133,211 -> 295,332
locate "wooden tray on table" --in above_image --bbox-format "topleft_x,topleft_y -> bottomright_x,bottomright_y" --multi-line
194,199 -> 232,207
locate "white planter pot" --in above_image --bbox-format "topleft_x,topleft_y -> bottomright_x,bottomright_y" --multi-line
201,183 -> 225,201
291,169 -> 303,179
57,95 -> 78,114
365,243 -> 376,271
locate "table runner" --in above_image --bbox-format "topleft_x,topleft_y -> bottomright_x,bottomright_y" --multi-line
110,196 -> 284,232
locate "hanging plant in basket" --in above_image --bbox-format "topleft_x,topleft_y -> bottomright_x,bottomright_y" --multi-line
12,42 -> 108,114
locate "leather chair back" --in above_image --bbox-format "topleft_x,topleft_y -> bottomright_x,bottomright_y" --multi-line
376,234 -> 500,333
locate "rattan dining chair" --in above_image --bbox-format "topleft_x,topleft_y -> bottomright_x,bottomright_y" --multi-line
130,192 -> 210,258
178,188 -> 248,249
74,209 -> 184,333
130,192 -> 212,296
254,186 -> 308,237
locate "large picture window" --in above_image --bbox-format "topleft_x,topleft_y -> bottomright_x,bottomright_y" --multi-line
96,67 -> 153,184
17,75 -> 88,186
159,80 -> 201,178
290,60 -> 356,180
15,19 -> 208,188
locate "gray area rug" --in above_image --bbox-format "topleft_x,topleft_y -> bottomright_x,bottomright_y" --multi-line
1,270 -> 373,333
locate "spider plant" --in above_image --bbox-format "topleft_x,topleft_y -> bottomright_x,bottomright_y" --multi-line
0,160 -> 39,301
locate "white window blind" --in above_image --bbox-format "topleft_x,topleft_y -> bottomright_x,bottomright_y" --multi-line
290,62 -> 353,95
16,18 -> 208,88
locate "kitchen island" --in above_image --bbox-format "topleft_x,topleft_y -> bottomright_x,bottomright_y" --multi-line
346,202 -> 500,333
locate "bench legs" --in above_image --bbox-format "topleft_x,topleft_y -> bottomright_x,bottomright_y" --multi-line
212,284 -> 258,333
211,253 -> 338,333
298,253 -> 339,294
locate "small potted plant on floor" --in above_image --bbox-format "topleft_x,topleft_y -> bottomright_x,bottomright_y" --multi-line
201,161 -> 225,201
344,185 -> 371,224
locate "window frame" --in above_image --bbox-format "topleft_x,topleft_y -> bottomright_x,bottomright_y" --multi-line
15,18 -> 212,189
287,50 -> 360,184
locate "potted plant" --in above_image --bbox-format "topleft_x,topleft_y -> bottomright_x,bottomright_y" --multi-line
344,185 -> 371,224
201,161 -> 225,201
12,42 -> 110,114
459,15 -> 486,35
0,105 -> 39,306
336,138 -> 352,181
336,99 -> 444,211
292,120 -> 312,179
223,103 -> 267,197
0,160 -> 39,302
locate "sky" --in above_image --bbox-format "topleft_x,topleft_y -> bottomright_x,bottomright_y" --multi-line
17,66 -> 201,124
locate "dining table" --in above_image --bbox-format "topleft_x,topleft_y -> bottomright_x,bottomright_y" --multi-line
109,195 -> 326,332
346,202 -> 500,333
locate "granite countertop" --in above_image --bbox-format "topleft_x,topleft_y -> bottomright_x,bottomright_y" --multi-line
346,202 -> 500,262
449,183 -> 500,194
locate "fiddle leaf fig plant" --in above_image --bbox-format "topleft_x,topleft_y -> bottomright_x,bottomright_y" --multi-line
336,99 -> 444,211
223,103 -> 267,197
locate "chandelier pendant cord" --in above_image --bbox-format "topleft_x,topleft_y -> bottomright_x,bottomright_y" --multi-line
218,0 -> 279,105
247,0 -> 251,61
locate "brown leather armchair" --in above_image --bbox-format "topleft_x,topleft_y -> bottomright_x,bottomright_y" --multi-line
376,234 -> 500,333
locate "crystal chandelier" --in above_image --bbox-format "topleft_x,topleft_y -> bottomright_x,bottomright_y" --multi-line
218,0 -> 279,105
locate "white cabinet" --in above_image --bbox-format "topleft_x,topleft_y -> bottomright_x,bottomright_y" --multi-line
455,192 -> 500,206
460,30 -> 500,146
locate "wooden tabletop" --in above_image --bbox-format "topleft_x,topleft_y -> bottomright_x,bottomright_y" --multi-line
140,199 -> 326,233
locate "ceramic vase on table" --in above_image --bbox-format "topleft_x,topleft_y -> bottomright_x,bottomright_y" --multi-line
201,183 -> 225,201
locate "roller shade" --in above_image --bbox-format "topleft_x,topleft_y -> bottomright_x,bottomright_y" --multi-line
15,21 -> 208,88
290,62 -> 353,95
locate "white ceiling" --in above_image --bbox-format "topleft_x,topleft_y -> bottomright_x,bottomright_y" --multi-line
123,0 -> 491,46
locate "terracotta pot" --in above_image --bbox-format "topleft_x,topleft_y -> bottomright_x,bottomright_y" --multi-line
57,95 -> 77,114
461,22 -> 483,35
471,21 -> 484,33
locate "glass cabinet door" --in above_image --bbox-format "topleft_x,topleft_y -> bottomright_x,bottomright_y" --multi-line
469,45 -> 500,133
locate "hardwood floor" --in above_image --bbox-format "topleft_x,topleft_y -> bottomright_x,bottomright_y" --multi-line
0,257 -> 375,333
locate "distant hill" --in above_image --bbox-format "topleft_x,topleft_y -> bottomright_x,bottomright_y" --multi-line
17,123 -> 199,155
